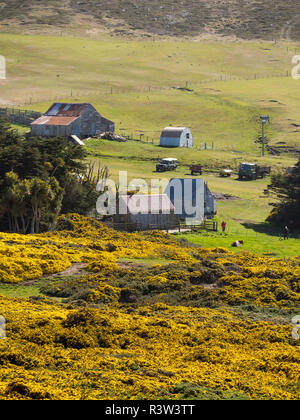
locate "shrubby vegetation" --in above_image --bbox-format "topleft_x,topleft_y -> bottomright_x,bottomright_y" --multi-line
0,214 -> 299,400
266,160 -> 300,228
1,0 -> 300,40
0,118 -> 100,233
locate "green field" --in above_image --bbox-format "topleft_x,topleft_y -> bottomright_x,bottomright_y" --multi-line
181,231 -> 300,258
0,32 -> 300,255
1,33 -> 299,152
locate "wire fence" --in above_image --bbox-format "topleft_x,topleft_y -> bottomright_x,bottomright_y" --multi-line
115,130 -> 216,149
195,228 -> 300,240
0,107 -> 42,125
14,85 -> 176,107
0,107 -> 219,151
187,71 -> 293,87
100,218 -> 300,240
4,68 -> 295,108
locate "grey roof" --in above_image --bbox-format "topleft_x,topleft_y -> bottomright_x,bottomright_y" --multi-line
101,116 -> 115,126
119,194 -> 174,214
161,127 -> 186,138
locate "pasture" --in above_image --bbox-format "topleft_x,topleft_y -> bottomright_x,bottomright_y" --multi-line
0,32 -> 299,249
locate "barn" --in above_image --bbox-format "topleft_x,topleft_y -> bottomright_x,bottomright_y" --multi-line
113,194 -> 179,231
160,127 -> 193,148
164,178 -> 217,222
30,103 -> 114,139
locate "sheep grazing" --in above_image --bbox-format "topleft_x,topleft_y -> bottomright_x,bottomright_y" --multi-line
232,240 -> 244,247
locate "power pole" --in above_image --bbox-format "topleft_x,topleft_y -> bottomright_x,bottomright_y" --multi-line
260,116 -> 270,157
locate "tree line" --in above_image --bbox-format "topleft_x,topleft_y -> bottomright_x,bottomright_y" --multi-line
266,160 -> 300,229
0,118 -> 107,233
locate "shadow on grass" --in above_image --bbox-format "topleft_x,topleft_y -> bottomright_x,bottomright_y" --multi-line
241,221 -> 299,239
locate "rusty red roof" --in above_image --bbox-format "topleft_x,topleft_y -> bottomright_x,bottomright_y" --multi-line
45,103 -> 92,117
31,115 -> 79,126
119,194 -> 174,214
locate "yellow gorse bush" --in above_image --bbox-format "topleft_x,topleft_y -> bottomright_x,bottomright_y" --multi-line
0,297 -> 299,400
0,214 -> 198,283
0,214 -> 298,400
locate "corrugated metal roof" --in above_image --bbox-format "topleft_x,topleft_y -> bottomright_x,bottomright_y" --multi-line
120,194 -> 174,214
161,127 -> 187,138
31,115 -> 79,126
101,116 -> 115,126
45,103 -> 91,117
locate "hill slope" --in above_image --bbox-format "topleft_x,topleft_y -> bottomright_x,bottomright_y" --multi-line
1,0 -> 300,40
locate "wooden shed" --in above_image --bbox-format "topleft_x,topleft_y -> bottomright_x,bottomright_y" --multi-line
30,103 -> 114,139
160,127 -> 193,148
113,194 -> 179,231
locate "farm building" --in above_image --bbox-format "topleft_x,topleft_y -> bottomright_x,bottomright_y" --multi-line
113,194 -> 179,231
164,178 -> 217,222
30,103 -> 114,139
160,127 -> 193,148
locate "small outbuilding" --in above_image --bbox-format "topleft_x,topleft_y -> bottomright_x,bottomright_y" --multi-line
113,194 -> 179,231
160,127 -> 193,148
30,103 -> 115,140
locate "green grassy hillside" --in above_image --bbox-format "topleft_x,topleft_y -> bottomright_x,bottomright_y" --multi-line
0,33 -> 299,246
1,33 -> 299,153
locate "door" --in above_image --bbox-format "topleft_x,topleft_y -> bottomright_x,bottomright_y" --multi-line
90,122 -> 96,136
73,123 -> 80,137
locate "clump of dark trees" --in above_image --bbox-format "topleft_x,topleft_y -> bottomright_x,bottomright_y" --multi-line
0,118 -> 106,233
266,160 -> 300,229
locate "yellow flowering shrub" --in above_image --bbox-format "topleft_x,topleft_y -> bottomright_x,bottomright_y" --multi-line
0,297 -> 299,400
89,284 -> 122,304
87,252 -> 119,273
0,214 -> 298,400
0,244 -> 71,283
0,214 -> 198,283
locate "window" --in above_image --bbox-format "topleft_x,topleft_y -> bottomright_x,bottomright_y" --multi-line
186,133 -> 190,139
